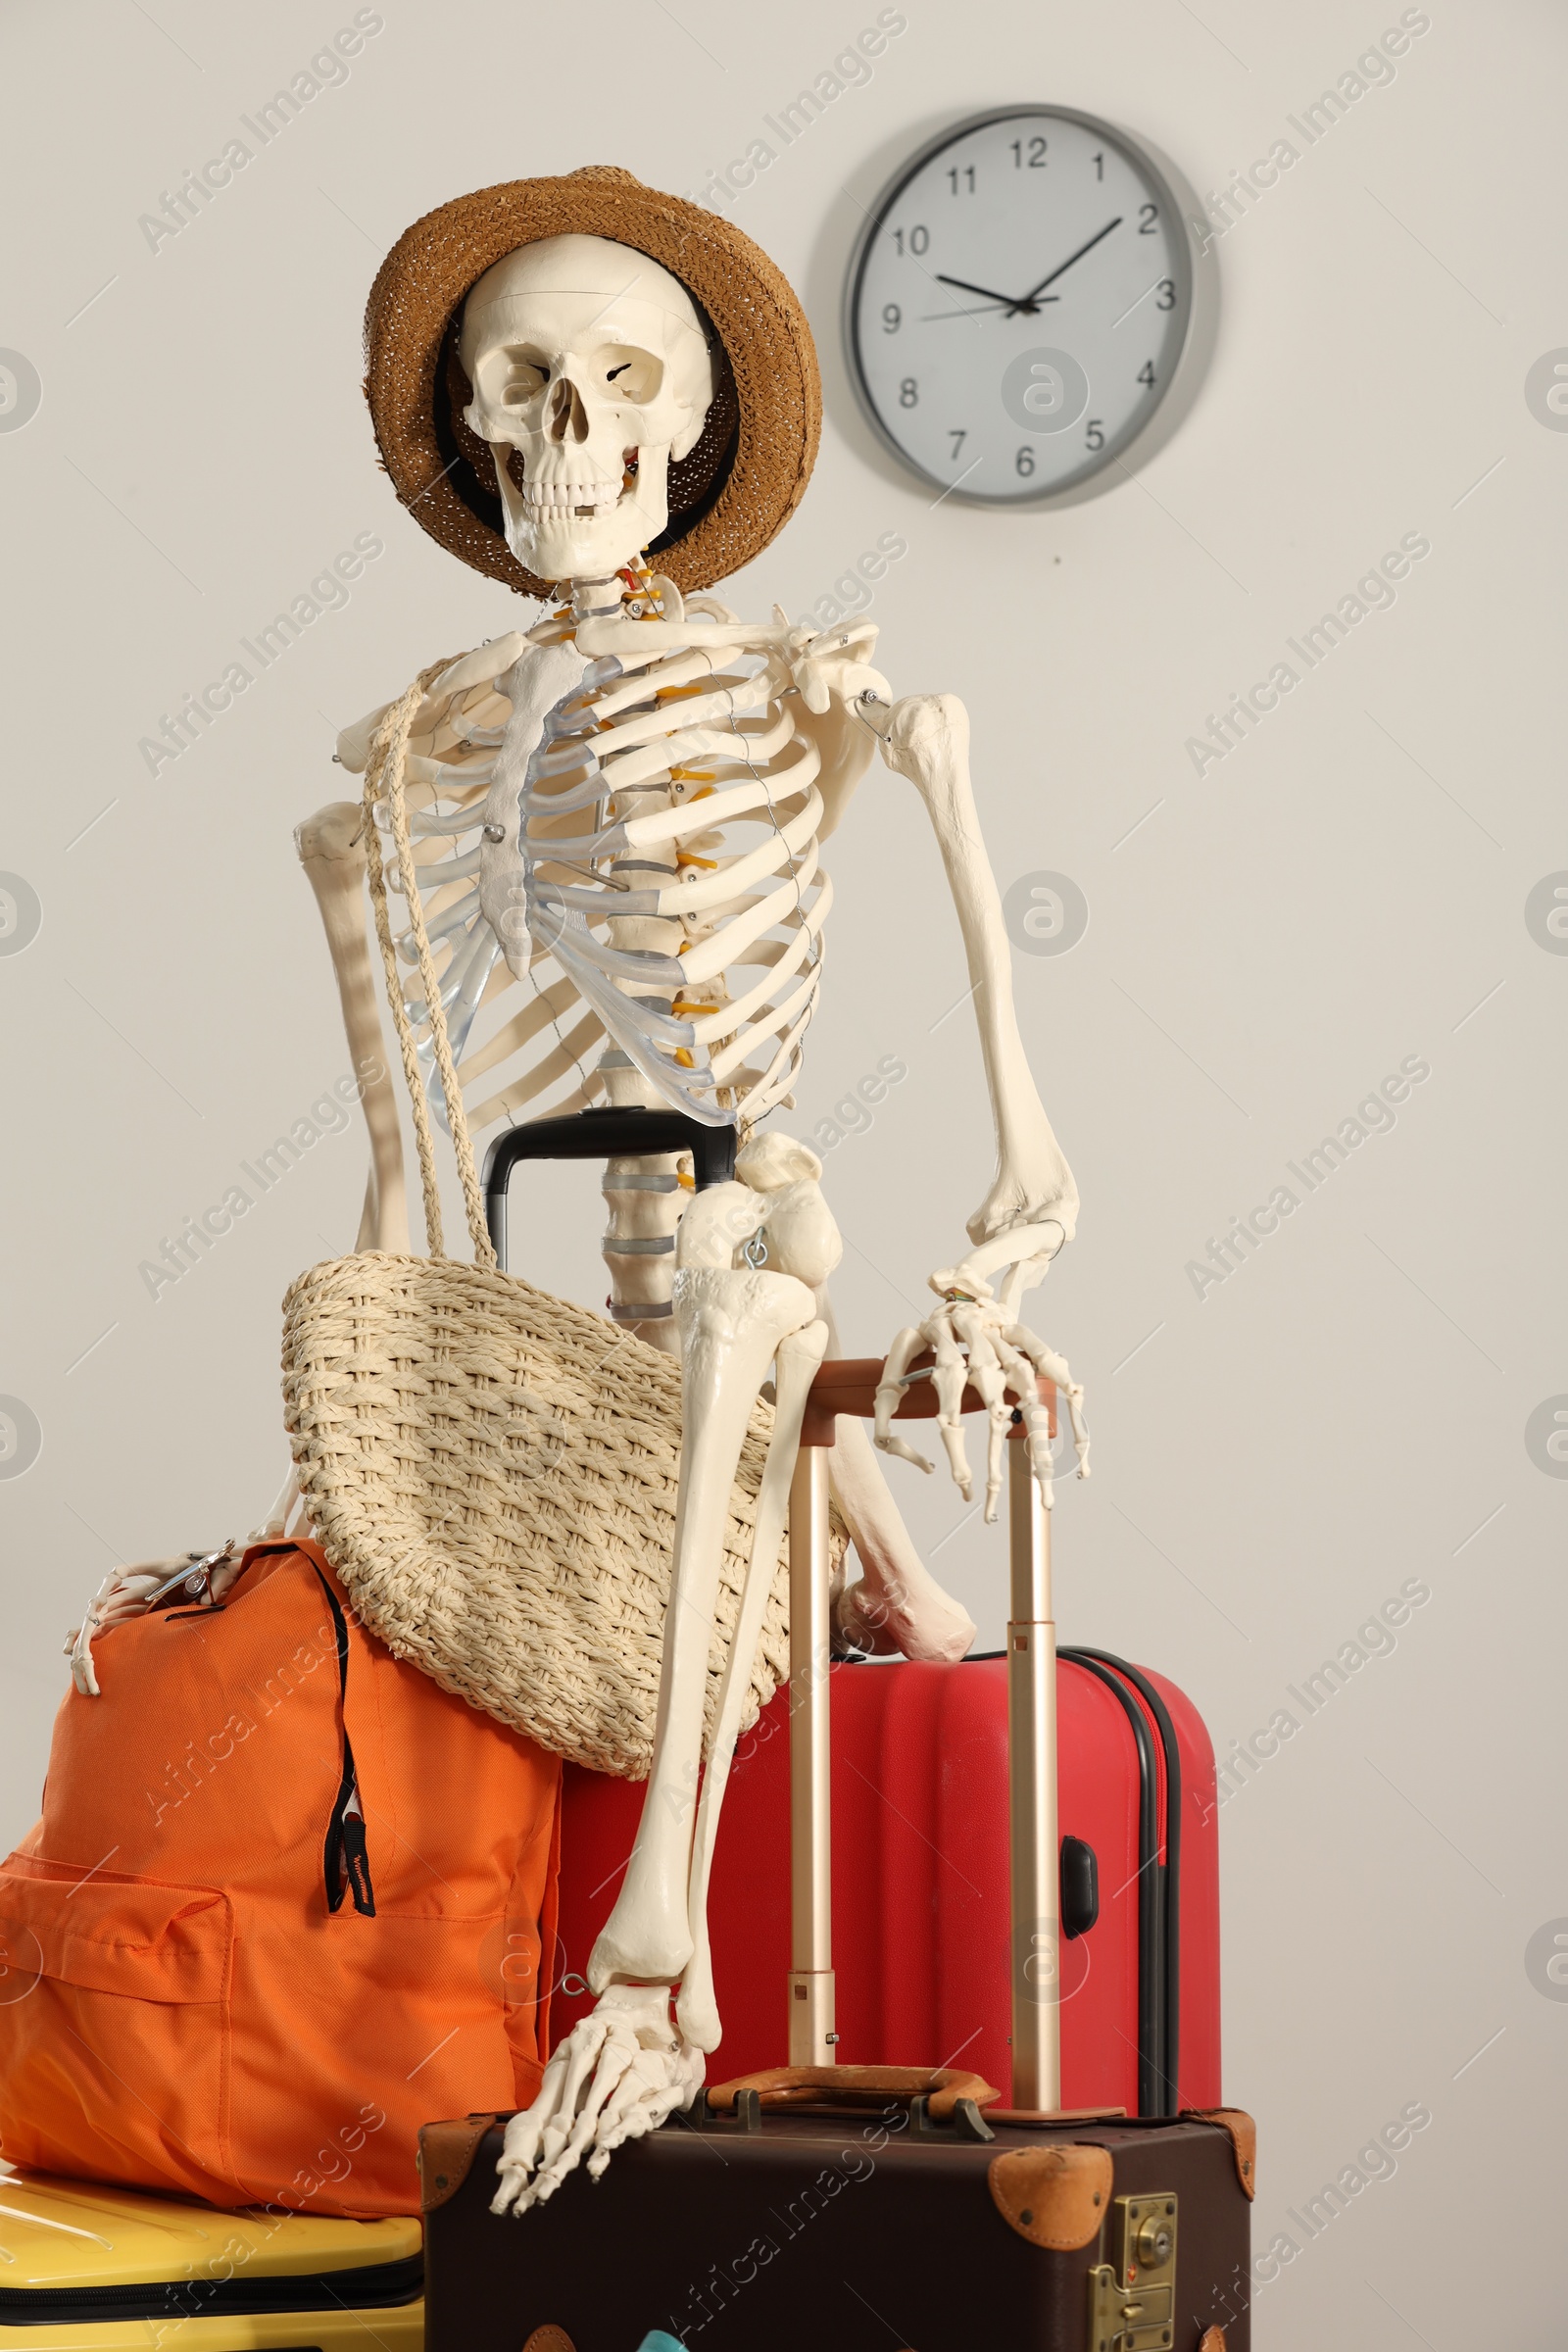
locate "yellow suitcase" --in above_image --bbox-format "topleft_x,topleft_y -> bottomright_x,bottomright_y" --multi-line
0,2172 -> 422,2352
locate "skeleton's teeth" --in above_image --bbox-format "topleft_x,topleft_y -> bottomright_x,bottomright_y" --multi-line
523,480 -> 623,512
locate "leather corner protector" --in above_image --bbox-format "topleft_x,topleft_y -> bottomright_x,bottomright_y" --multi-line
1185,2107 -> 1256,2200
1199,2329 -> 1227,2351
416,2112 -> 502,2211
522,2329 -> 576,2352
988,2142 -> 1114,2250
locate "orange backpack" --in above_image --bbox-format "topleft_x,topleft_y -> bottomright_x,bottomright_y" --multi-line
0,1542 -> 560,2217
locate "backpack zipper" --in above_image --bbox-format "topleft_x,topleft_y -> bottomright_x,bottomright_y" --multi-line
311,1568 -> 376,1918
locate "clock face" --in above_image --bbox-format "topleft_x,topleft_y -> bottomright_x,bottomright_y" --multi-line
846,108 -> 1202,506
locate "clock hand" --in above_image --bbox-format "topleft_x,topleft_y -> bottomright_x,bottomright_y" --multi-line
923,293 -> 1060,322
933,271 -> 1058,315
1016,216 -> 1123,307
922,300 -> 1010,320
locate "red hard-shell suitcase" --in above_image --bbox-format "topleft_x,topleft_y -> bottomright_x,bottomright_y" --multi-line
551,1649 -> 1221,2115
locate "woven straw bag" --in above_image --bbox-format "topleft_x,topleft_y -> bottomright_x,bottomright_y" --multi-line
281,660 -> 825,1778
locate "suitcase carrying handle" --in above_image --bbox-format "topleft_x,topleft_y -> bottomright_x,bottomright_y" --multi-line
481,1107 -> 737,1268
705,2063 -> 1001,2123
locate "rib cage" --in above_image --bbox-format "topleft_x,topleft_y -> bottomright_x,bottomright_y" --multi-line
373,594 -> 831,1146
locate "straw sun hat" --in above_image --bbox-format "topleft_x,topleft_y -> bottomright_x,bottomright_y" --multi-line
363,166 -> 821,599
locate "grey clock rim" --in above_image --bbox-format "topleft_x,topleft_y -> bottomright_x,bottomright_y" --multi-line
841,103 -> 1219,512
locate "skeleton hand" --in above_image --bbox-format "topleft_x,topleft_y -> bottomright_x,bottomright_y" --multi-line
65,1544 -> 244,1694
874,1250 -> 1090,1525
490,1984 -> 703,2217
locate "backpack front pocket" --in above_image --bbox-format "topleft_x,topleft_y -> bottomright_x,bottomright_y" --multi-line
0,1855 -> 235,2201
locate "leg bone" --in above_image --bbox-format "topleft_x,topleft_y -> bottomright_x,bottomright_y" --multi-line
588,1263 -> 816,1991
675,1314 -> 829,2050
496,1257 -> 816,2215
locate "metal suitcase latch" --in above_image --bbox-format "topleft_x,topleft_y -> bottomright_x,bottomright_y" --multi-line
1088,2193 -> 1177,2352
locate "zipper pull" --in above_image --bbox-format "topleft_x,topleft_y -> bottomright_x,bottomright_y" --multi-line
341,1809 -> 376,1917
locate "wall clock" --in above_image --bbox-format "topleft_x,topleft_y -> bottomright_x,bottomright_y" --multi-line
844,106 -> 1216,507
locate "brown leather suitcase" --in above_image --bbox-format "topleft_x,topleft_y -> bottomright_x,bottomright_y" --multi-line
420,2088 -> 1253,2350
421,1345 -> 1254,2350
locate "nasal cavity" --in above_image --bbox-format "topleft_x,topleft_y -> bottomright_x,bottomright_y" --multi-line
546,376 -> 589,445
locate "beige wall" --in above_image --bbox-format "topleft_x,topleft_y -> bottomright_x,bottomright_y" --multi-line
2,1 -> 1563,2338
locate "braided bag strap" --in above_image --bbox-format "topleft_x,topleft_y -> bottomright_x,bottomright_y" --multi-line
362,658 -> 498,1270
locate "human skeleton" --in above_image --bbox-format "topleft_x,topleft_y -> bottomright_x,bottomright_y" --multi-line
68,233 -> 1089,2207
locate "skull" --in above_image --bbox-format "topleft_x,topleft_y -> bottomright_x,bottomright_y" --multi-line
460,233 -> 714,584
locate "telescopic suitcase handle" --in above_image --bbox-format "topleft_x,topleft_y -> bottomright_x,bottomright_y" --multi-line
790,1361 -> 1060,2113
481,1108 -> 737,1270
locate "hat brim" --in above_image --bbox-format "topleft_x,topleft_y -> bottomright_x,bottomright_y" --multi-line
364,167 -> 820,598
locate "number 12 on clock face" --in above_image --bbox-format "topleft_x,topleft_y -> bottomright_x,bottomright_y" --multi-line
845,105 -> 1214,507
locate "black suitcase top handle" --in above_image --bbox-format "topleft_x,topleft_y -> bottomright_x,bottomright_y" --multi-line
481,1107 -> 737,1270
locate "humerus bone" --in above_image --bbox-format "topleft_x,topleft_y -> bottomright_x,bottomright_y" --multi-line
294,801 -> 408,1254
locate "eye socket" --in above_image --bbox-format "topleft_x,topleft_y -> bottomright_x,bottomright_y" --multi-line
594,345 -> 663,404
496,347 -> 551,406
